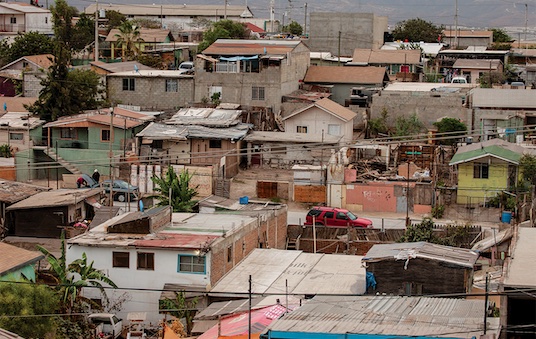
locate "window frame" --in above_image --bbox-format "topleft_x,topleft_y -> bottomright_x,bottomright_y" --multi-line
252,86 -> 265,100
60,128 -> 76,139
177,254 -> 206,274
165,79 -> 178,92
137,252 -> 155,270
473,163 -> 489,179
101,129 -> 111,142
112,251 -> 130,268
122,78 -> 135,91
209,139 -> 222,149
296,126 -> 308,133
9,132 -> 23,141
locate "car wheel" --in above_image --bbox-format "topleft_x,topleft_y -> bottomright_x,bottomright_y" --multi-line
117,193 -> 126,202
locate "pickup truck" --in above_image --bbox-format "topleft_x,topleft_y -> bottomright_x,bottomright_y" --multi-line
88,313 -> 123,339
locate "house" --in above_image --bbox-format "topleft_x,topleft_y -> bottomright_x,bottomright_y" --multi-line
282,98 -> 356,144
0,179 -> 50,233
90,61 -> 156,76
362,242 -> 478,295
381,42 -> 446,75
442,29 -> 494,48
501,227 -> 536,338
136,107 -> 250,178
0,2 -> 52,38
107,70 -> 194,110
302,65 -> 389,107
210,248 -> 366,297
31,108 -> 154,179
0,54 -> 53,97
309,52 -> 353,66
194,39 -> 310,113
0,242 -> 43,281
66,205 -> 288,324
5,188 -> 102,238
0,112 -> 45,154
307,12 -> 387,56
105,28 -> 175,60
438,49 -> 509,73
262,295 -> 500,339
349,49 -> 422,81
449,139 -> 533,205
452,58 -> 503,84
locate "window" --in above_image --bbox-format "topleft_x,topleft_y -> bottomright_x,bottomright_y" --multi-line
178,255 -> 206,273
60,128 -> 76,139
252,86 -> 265,100
10,17 -> 16,24
122,78 -> 135,91
227,246 -> 232,263
165,79 -> 178,92
296,126 -> 308,133
45,17 -> 48,24
9,132 -> 23,140
113,252 -> 129,268
137,252 -> 154,270
209,140 -> 221,149
324,211 -> 334,219
336,212 -> 348,220
328,124 -> 341,136
101,129 -> 111,142
473,163 -> 489,179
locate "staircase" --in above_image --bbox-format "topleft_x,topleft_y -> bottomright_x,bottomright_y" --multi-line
43,148 -> 82,175
286,235 -> 301,250
215,179 -> 230,198
274,112 -> 284,131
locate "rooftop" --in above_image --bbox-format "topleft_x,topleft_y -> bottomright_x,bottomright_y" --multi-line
0,242 -> 43,276
442,29 -> 493,38
284,97 -> 357,122
504,227 -> 536,288
6,188 -> 102,210
137,122 -> 251,141
211,248 -> 366,295
43,110 -> 153,129
90,61 -> 156,73
304,65 -> 388,84
244,131 -> 341,144
363,242 -> 478,268
202,39 -> 301,56
449,138 -> 534,166
0,2 -> 50,13
381,42 -> 446,56
166,107 -> 242,127
0,112 -> 45,130
351,48 -> 421,65
0,54 -> 54,71
471,88 -> 536,109
453,58 -> 502,69
107,69 -> 194,78
84,3 -> 253,18
0,180 -> 50,204
265,295 -> 500,338
106,28 -> 173,43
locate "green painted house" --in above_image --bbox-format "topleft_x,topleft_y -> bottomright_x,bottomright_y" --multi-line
105,28 -> 175,60
0,242 -> 43,282
449,138 -> 533,205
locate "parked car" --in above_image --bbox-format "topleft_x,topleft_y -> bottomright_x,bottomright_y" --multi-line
88,313 -> 123,339
304,206 -> 373,228
77,174 -> 99,188
178,61 -> 194,74
102,180 -> 139,202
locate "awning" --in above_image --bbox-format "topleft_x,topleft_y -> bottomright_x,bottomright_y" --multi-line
197,54 -> 219,63
220,55 -> 258,62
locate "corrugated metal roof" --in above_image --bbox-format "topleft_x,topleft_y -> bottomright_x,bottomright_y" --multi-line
304,65 -> 387,84
363,242 -> 478,268
6,188 -> 102,210
244,131 -> 341,143
454,59 -> 501,69
352,49 -> 421,65
265,295 -> 500,338
472,227 -> 513,252
504,227 -> 536,288
133,233 -> 219,249
202,39 -> 301,56
90,61 -> 155,73
0,2 -> 50,13
137,122 -> 250,141
0,242 -> 43,275
381,42 -> 446,57
471,88 -> 536,109
0,180 -> 50,203
449,138 -> 532,165
84,4 -> 252,18
0,112 -> 45,130
167,107 -> 242,127
211,249 -> 366,295
198,195 -> 284,211
43,111 -> 150,129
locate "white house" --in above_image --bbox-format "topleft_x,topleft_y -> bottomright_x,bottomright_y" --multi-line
282,98 -> 357,144
0,3 -> 52,38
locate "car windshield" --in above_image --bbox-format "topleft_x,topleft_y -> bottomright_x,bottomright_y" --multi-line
346,211 -> 357,220
180,63 -> 193,69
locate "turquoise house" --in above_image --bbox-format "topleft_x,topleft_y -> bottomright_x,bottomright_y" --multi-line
0,242 -> 43,282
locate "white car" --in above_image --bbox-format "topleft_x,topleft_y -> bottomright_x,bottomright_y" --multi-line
451,77 -> 467,84
178,61 -> 194,74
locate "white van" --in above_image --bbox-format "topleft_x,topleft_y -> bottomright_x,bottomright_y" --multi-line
451,77 -> 467,84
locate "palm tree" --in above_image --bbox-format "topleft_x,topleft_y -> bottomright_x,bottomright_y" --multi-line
150,166 -> 198,212
114,20 -> 144,61
37,231 -> 117,313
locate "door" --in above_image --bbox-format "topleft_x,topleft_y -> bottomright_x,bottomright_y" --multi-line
334,211 -> 350,227
322,211 -> 335,226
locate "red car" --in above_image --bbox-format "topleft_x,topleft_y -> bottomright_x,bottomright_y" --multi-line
304,206 -> 373,228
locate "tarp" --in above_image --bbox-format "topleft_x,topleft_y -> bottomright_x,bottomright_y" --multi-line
219,55 -> 258,62
198,305 -> 287,339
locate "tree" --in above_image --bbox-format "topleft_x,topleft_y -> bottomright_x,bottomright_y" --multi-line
392,18 -> 443,43
50,0 -> 78,49
433,117 -> 467,145
282,21 -> 303,36
520,154 -> 536,226
132,18 -> 161,29
0,282 -> 60,338
198,20 -> 248,52
105,10 -> 127,32
491,28 -> 512,43
151,166 -> 199,212
394,113 -> 425,138
114,21 -> 144,61
160,291 -> 198,335
71,13 -> 96,51
368,108 -> 390,137
7,32 -> 55,64
478,71 -> 506,88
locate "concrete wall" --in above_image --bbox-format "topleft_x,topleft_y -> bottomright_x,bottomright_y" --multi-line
190,139 -> 240,178
107,76 -> 194,110
25,12 -> 53,33
443,36 -> 492,48
307,12 -> 388,56
456,160 -> 511,204
370,91 -> 471,130
284,106 -> 353,143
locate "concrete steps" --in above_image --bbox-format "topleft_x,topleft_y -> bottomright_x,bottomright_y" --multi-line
43,148 -> 82,175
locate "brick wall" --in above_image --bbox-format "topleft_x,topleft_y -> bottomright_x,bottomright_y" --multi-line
209,206 -> 288,286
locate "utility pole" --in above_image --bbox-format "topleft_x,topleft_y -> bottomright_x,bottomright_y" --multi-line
248,275 -> 252,339
454,0 -> 458,48
94,0 -> 98,61
338,31 -> 341,65
483,273 -> 489,334
525,3 -> 528,58
109,107 -> 114,219
304,3 -> 307,36
270,0 -> 275,32
224,0 -> 227,20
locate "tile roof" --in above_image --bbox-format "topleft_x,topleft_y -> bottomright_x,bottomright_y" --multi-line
0,242 -> 43,275
352,49 -> 421,65
303,65 -> 387,84
106,28 -> 173,43
0,180 -> 50,204
245,22 -> 265,33
363,241 -> 478,268
265,295 -> 500,338
449,138 -> 533,165
202,39 -> 301,56
283,97 -> 357,122
453,58 -> 501,69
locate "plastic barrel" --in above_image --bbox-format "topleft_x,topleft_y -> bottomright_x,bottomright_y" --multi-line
501,211 -> 512,224
239,196 -> 249,205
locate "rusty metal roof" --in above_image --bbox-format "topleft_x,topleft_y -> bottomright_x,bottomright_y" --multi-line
0,180 -> 50,204
202,39 -> 301,56
6,188 -> 102,210
304,65 -> 388,84
133,233 -> 218,249
265,295 -> 500,338
0,242 -> 44,275
363,242 -> 478,268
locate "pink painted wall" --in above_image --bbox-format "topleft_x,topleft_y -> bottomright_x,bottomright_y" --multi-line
346,182 -> 397,212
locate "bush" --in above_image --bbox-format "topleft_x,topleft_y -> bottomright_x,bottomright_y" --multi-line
431,204 -> 445,218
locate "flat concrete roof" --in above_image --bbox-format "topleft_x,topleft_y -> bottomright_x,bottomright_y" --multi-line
503,227 -> 536,288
